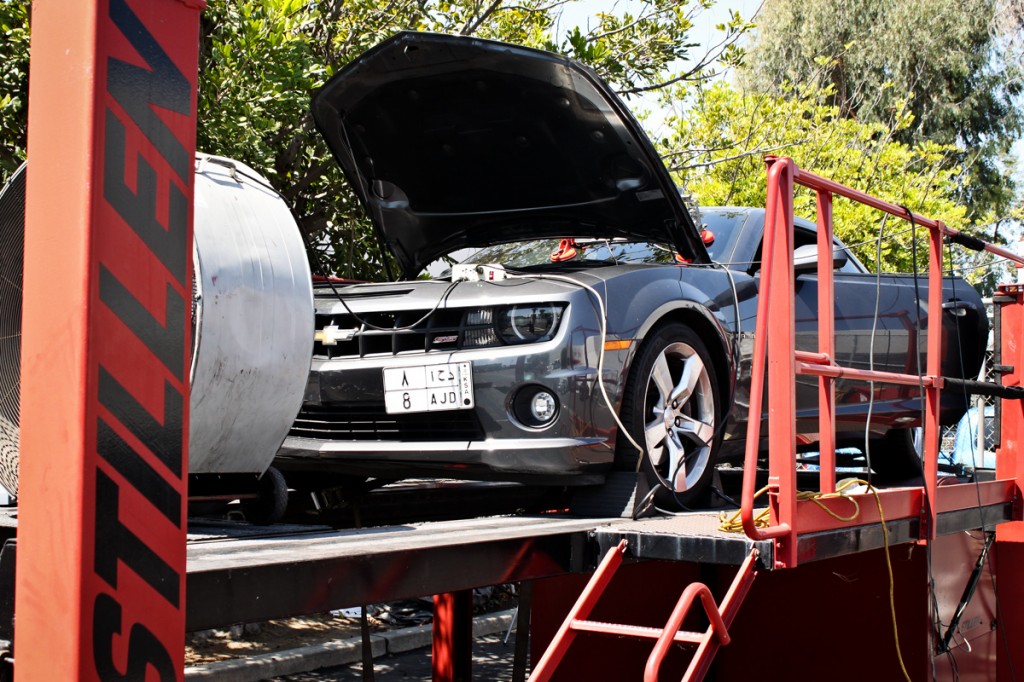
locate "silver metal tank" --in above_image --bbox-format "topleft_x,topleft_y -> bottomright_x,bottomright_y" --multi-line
189,154 -> 313,474
0,155 -> 313,495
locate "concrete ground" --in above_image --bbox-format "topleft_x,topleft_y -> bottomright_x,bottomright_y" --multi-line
273,633 -> 520,681
185,610 -> 523,682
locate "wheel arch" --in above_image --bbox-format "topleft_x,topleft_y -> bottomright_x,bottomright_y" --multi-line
630,303 -> 734,413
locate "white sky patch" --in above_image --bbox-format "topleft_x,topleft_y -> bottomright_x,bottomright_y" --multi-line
551,0 -> 763,137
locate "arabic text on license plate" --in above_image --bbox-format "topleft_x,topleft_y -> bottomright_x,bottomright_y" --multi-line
383,362 -> 474,414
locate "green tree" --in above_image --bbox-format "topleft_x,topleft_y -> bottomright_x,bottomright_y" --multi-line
661,82 -> 994,281
0,0 -> 751,279
742,0 -> 1023,227
195,0 -> 751,279
0,0 -> 30,180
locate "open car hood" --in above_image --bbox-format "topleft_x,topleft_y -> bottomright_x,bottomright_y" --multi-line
312,32 -> 708,277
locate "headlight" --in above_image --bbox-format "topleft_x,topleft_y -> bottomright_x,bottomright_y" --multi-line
495,304 -> 564,344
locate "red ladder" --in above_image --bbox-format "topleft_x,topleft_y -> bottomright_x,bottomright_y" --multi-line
530,540 -> 759,682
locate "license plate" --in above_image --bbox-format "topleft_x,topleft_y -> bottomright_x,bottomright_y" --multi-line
383,362 -> 474,414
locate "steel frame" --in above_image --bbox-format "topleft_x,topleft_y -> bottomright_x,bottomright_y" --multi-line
740,156 -> 1024,569
14,6 -> 1024,678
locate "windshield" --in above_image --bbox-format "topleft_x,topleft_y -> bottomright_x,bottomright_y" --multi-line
458,208 -> 748,270
462,239 -> 679,268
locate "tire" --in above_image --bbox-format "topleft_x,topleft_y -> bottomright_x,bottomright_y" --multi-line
869,428 -> 923,483
242,466 -> 289,525
617,322 -> 721,509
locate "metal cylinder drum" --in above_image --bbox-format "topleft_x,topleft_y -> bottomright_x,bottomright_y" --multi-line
0,155 -> 314,495
189,154 -> 314,474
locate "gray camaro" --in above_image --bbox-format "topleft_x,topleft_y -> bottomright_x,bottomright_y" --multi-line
275,32 -> 987,507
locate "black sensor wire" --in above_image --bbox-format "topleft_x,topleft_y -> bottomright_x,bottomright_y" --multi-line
295,214 -> 461,332
864,213 -> 889,487
902,205 -> 947,681
641,261 -> 744,516
208,151 -> 461,333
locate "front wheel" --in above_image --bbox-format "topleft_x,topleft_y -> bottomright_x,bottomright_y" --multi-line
617,322 -> 721,509
242,466 -> 289,525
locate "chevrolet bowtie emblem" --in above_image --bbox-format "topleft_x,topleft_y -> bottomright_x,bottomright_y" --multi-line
314,324 -> 357,346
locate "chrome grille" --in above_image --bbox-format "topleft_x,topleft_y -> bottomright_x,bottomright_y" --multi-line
314,308 -> 479,359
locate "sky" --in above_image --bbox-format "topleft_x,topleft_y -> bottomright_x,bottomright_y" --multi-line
556,0 -> 762,81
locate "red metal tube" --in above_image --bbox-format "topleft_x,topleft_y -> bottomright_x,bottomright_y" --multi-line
786,157 -> 1024,267
796,363 -> 942,387
529,540 -> 627,682
816,192 -> 837,494
740,158 -> 793,545
922,224 -> 944,539
794,350 -> 832,365
643,583 -> 730,682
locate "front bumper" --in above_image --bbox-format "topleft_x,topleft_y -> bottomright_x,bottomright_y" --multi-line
276,434 -> 610,484
276,307 -> 627,484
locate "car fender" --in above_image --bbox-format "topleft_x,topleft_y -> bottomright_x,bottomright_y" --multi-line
615,294 -> 734,412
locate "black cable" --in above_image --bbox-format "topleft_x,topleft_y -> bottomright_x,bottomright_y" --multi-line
295,214 -> 461,332
901,205 -> 945,679
340,119 -> 394,282
651,262 -> 743,514
199,153 -> 437,332
864,214 -> 888,484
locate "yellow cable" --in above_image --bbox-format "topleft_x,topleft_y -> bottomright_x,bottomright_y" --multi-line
718,478 -> 911,681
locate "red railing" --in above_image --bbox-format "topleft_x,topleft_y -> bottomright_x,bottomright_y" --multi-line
741,156 -> 1024,568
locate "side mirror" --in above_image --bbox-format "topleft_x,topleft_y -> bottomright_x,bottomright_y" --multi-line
793,244 -> 848,274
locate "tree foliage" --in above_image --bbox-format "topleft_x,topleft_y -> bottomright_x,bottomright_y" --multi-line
666,82 -> 966,270
742,0 -> 1023,225
5,0 -> 1013,285
0,0 -> 751,280
195,0 -> 753,279
0,0 -> 30,180
662,81 -> 1015,290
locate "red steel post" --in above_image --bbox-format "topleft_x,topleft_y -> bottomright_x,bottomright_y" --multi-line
921,224 -> 945,539
815,191 -> 836,494
433,591 -> 473,682
14,0 -> 202,679
740,158 -> 793,553
995,284 -> 1024,681
996,285 -> 1024,513
765,157 -> 799,567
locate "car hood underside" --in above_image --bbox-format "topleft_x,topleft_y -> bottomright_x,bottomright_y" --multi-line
312,31 -> 707,277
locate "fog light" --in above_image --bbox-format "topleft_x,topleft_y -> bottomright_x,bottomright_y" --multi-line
530,391 -> 557,423
512,385 -> 560,429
